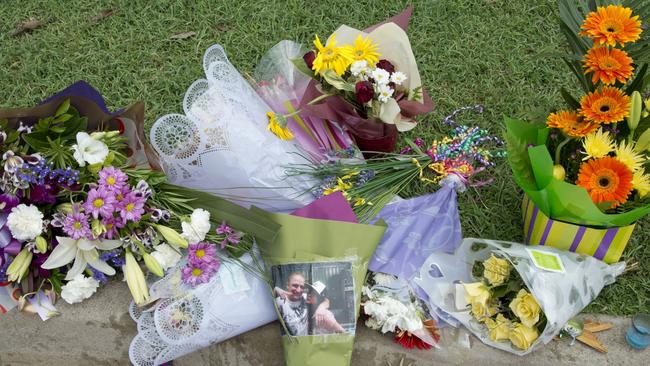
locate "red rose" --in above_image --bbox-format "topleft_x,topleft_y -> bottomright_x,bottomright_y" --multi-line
376,59 -> 395,73
355,81 -> 374,104
303,51 -> 316,70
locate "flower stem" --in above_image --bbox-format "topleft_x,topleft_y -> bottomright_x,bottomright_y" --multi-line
282,93 -> 334,118
555,136 -> 571,165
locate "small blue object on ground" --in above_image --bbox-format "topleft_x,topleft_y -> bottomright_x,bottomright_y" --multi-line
626,313 -> 650,350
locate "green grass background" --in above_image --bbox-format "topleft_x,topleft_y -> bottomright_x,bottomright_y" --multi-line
0,0 -> 647,315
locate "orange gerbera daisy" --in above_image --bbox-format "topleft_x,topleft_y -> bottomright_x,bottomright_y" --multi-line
583,46 -> 634,85
579,86 -> 630,124
577,156 -> 634,208
580,5 -> 642,46
546,110 -> 599,137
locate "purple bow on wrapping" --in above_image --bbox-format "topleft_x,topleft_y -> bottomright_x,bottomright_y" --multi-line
0,213 -> 21,267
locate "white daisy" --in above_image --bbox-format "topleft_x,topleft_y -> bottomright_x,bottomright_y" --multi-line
375,84 -> 394,103
390,71 -> 407,85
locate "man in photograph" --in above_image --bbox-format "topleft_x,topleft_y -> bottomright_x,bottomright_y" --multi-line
306,281 -> 346,335
274,272 -> 308,336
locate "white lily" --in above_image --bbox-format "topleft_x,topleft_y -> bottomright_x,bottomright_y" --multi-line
41,236 -> 122,280
71,132 -> 109,167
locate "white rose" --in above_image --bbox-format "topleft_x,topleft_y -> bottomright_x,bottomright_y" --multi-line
7,204 -> 44,241
71,132 -> 109,167
350,60 -> 368,77
181,208 -> 211,244
60,274 -> 100,304
150,243 -> 182,270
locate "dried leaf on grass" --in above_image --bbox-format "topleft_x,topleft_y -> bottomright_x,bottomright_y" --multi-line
12,18 -> 45,37
92,9 -> 115,22
170,31 -> 196,40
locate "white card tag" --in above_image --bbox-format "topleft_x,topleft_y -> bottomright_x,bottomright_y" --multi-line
526,248 -> 566,273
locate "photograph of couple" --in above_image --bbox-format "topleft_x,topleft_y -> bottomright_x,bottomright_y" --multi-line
271,261 -> 356,336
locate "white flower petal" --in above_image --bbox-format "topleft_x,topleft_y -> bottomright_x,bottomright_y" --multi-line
96,239 -> 122,250
77,238 -> 98,251
65,250 -> 88,281
88,258 -> 116,276
41,237 -> 77,269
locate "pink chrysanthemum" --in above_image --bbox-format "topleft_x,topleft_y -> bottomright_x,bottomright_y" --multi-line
98,166 -> 128,193
181,260 -> 219,287
63,212 -> 91,239
119,191 -> 145,224
188,242 -> 218,264
83,187 -> 116,219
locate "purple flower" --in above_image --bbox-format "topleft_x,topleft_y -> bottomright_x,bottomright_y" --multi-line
63,212 -> 91,239
89,266 -> 108,284
181,260 -> 219,287
98,167 -> 128,193
216,221 -> 234,235
100,216 -> 122,239
188,242 -> 217,264
133,180 -> 151,200
216,222 -> 242,249
83,187 -> 116,219
119,192 -> 145,223
0,193 -> 20,212
355,81 -> 374,104
28,183 -> 58,205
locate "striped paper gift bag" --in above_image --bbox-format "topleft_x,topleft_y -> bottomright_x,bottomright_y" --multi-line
521,195 -> 634,264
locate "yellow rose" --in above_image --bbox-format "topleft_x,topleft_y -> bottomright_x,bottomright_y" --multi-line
485,313 -> 511,342
462,282 -> 490,306
482,254 -> 511,286
509,322 -> 539,350
471,301 -> 497,322
509,289 -> 541,328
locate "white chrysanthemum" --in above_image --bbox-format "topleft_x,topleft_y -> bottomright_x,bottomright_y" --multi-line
375,84 -> 394,103
371,68 -> 390,85
7,204 -> 44,241
350,60 -> 369,77
365,316 -> 382,330
373,272 -> 396,286
150,243 -> 182,270
60,274 -> 100,304
181,208 -> 211,244
390,71 -> 407,85
71,132 -> 109,167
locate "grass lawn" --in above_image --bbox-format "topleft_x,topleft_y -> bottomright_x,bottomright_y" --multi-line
0,0 -> 647,315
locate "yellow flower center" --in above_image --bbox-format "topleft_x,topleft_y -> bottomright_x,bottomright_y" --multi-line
602,20 -> 621,34
196,249 -> 205,258
126,203 -> 134,212
599,56 -> 620,70
93,198 -> 104,208
106,176 -> 116,185
106,223 -> 113,229
355,50 -> 364,57
323,48 -> 335,59
73,222 -> 82,229
192,268 -> 202,276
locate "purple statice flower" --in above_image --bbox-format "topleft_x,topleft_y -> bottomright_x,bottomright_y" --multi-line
83,187 -> 117,219
215,222 -> 242,249
98,167 -> 128,193
63,212 -> 91,239
118,191 -> 145,224
188,242 -> 217,264
181,260 -> 219,287
89,266 -> 108,284
100,248 -> 125,267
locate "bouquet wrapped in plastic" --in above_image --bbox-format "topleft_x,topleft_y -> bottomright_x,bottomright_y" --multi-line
505,1 -> 650,262
413,238 -> 624,355
149,45 -> 316,212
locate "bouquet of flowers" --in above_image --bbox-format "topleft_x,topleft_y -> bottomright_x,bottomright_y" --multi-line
362,272 -> 440,350
413,238 -> 624,355
276,6 -> 434,153
0,95 -> 277,314
505,1 -> 650,262
289,109 -> 503,221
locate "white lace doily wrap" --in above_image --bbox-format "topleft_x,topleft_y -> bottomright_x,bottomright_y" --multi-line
150,44 -> 315,212
129,252 -> 277,366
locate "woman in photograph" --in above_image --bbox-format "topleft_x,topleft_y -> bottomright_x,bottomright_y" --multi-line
306,281 -> 346,335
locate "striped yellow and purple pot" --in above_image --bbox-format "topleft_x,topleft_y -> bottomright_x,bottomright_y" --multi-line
521,195 -> 634,264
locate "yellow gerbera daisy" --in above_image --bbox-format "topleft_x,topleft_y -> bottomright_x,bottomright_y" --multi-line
632,170 -> 650,197
349,35 -> 380,65
312,34 -> 354,76
266,111 -> 294,140
615,140 -> 645,172
582,129 -> 615,160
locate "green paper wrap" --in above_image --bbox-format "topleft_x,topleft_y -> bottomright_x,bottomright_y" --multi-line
505,117 -> 650,227
251,207 -> 386,366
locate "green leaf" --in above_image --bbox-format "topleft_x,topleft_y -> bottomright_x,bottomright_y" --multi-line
290,57 -> 314,78
322,69 -> 355,92
54,99 -> 70,117
625,63 -> 648,94
636,128 -> 650,151
22,132 -> 51,151
560,87 -> 581,110
52,113 -> 73,124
